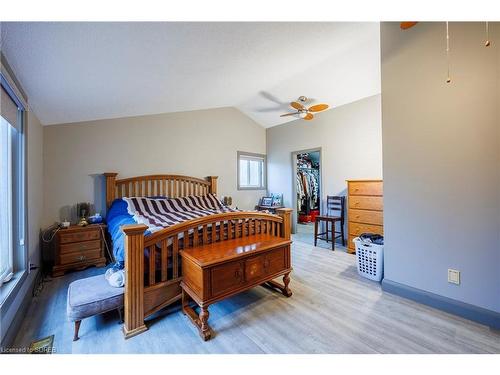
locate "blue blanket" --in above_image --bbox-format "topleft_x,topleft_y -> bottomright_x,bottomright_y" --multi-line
106,198 -> 146,267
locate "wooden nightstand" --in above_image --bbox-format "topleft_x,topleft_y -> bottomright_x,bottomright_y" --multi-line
52,224 -> 108,277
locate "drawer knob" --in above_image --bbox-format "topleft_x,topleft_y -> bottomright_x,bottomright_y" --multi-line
76,255 -> 86,261
234,269 -> 240,278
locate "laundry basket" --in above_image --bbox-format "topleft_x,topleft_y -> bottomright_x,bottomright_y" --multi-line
353,237 -> 384,282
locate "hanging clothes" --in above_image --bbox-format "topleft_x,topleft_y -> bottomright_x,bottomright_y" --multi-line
296,168 -> 319,214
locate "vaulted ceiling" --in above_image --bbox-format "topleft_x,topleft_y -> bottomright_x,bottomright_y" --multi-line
0,22 -> 380,127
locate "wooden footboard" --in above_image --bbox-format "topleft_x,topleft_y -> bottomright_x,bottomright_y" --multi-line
121,209 -> 292,339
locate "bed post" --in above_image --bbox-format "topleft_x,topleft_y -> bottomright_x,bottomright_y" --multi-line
104,172 -> 118,209
276,208 -> 292,240
122,224 -> 149,339
208,176 -> 218,195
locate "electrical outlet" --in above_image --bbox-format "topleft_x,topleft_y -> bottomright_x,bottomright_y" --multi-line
448,269 -> 460,285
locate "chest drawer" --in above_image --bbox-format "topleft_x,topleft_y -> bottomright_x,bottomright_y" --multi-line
349,196 -> 383,211
348,181 -> 383,196
210,261 -> 244,297
264,247 -> 287,275
60,239 -> 101,254
59,229 -> 100,244
348,209 -> 383,225
60,248 -> 102,265
244,247 -> 286,283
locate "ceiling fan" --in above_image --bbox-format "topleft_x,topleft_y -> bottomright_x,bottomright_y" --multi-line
400,22 -> 418,30
279,96 -> 329,121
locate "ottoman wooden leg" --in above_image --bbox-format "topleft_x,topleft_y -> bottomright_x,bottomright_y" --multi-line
73,320 -> 81,341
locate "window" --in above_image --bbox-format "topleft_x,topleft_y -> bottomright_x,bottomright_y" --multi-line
237,152 -> 266,190
0,74 -> 25,287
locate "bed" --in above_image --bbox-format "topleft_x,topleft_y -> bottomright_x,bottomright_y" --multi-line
104,173 -> 292,339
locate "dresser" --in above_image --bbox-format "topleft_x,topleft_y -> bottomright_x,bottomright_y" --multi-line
53,224 -> 107,277
346,180 -> 383,254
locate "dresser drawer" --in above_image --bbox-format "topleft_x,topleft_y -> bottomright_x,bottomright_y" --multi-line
59,229 -> 100,244
349,196 -> 383,211
60,248 -> 102,265
60,239 -> 101,254
210,261 -> 244,297
348,181 -> 383,196
349,222 -> 384,236
348,209 -> 383,225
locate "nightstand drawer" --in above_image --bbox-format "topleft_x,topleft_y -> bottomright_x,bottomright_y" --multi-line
60,248 -> 102,265
59,230 -> 100,244
60,239 -> 101,254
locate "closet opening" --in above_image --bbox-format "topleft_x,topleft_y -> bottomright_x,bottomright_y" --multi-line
293,149 -> 321,236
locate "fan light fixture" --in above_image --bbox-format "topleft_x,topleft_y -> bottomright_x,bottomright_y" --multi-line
279,97 -> 329,121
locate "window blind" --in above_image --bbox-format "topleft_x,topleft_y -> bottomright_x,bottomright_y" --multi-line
0,85 -> 19,129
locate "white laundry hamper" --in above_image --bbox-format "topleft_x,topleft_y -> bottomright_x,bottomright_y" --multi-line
353,237 -> 384,282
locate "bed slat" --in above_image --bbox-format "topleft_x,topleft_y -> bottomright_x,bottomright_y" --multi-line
172,236 -> 179,279
149,245 -> 156,286
160,239 -> 168,282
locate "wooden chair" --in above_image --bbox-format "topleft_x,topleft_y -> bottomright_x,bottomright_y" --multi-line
314,196 -> 345,250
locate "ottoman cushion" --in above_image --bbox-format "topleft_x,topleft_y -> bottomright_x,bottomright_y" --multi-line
67,274 -> 124,322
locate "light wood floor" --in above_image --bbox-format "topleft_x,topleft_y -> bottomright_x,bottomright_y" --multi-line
13,235 -> 500,354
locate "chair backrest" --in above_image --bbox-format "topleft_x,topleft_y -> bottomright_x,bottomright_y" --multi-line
326,196 -> 345,219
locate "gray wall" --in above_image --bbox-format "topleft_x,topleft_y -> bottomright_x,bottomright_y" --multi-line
1,109 -> 44,345
42,107 -> 266,226
266,94 -> 383,229
381,22 -> 500,312
27,110 -> 44,267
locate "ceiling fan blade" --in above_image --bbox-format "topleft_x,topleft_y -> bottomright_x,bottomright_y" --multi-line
308,104 -> 329,112
290,101 -> 305,110
400,22 -> 418,30
303,113 -> 314,121
280,112 -> 299,117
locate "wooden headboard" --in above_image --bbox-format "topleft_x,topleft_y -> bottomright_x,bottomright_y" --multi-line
104,173 -> 218,209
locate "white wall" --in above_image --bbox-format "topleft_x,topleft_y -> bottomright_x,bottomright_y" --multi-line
266,94 -> 383,229
42,107 -> 266,226
381,22 -> 500,312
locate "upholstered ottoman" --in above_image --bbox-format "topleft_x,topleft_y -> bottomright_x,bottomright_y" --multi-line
67,274 -> 124,341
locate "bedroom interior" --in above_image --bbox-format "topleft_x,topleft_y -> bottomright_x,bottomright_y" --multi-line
0,4 -> 499,370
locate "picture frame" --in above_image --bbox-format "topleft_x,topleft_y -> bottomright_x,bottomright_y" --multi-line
271,193 -> 283,206
260,196 -> 273,207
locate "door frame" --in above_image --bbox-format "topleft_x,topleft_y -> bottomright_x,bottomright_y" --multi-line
291,147 -> 323,234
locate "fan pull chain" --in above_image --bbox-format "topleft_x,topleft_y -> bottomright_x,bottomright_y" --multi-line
446,22 -> 451,84
485,22 -> 491,47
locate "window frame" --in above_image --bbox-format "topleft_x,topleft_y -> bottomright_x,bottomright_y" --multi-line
237,151 -> 267,191
0,72 -> 26,290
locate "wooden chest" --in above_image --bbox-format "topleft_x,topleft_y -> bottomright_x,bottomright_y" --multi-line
346,180 -> 383,253
53,224 -> 107,277
180,235 -> 292,340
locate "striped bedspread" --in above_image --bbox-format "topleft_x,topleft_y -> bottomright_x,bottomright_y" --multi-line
123,194 -> 239,233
